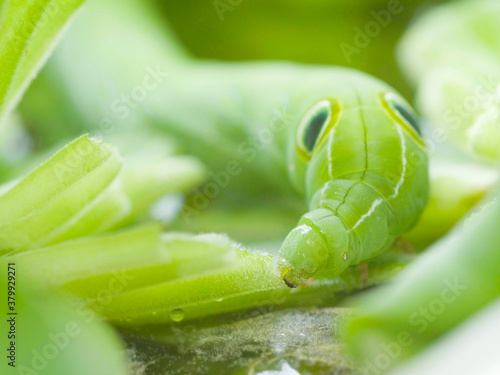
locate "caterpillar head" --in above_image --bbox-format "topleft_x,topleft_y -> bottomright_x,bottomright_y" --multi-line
282,90 -> 426,288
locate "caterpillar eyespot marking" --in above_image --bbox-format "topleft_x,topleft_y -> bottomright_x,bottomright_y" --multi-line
296,99 -> 341,160
382,92 -> 424,145
392,101 -> 421,135
297,100 -> 332,157
304,107 -> 330,152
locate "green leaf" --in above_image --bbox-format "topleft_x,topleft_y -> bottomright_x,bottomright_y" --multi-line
344,189 -> 500,369
83,239 -> 411,326
47,178 -> 132,244
0,135 -> 122,253
0,132 -> 206,253
0,259 -> 127,375
61,232 -> 242,300
14,223 -> 163,286
0,0 -> 86,124
390,299 -> 500,374
403,160 -> 498,250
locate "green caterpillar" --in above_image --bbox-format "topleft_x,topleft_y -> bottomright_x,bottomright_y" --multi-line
141,64 -> 429,287
398,0 -> 500,164
280,86 -> 428,286
23,0 -> 430,287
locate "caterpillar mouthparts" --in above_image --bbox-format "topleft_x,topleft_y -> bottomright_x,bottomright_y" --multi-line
282,275 -> 299,289
278,222 -> 329,288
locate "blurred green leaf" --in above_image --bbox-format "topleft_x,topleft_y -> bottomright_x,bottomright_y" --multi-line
0,0 -> 86,124
403,160 -> 498,250
0,134 -> 206,253
0,259 -> 127,374
344,187 -> 500,370
390,299 -> 500,375
116,156 -> 205,226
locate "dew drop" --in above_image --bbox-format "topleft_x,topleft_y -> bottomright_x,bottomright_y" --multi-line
170,308 -> 185,322
342,252 -> 348,261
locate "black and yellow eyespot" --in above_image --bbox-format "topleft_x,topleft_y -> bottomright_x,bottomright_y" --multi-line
381,92 -> 425,146
296,99 -> 341,160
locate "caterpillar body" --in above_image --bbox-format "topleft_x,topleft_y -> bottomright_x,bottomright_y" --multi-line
146,63 -> 429,286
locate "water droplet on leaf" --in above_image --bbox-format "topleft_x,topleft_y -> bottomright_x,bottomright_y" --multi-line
170,308 -> 185,322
